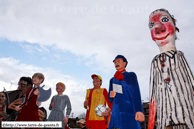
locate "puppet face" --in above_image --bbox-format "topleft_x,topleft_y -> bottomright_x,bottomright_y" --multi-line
56,84 -> 64,93
149,10 -> 176,47
0,93 -> 6,104
93,77 -> 102,87
114,58 -> 126,71
32,76 -> 43,86
17,80 -> 28,96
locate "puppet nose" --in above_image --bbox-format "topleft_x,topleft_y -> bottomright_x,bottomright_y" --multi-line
154,22 -> 166,34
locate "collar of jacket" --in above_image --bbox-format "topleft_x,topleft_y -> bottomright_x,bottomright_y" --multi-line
154,50 -> 177,60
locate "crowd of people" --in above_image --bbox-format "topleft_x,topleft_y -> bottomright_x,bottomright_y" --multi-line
0,8 -> 194,129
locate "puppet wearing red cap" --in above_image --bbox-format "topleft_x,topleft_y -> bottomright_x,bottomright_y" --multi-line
84,74 -> 112,129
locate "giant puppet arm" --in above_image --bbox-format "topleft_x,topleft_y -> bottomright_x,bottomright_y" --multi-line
148,60 -> 157,129
84,89 -> 90,109
181,53 -> 194,95
148,99 -> 157,129
101,88 -> 113,117
127,72 -> 145,122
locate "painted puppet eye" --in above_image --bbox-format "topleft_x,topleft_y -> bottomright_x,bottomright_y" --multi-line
149,22 -> 154,28
161,16 -> 169,22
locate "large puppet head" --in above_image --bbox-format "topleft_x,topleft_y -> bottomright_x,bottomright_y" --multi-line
56,82 -> 66,93
113,55 -> 128,71
32,73 -> 44,86
91,74 -> 102,87
149,9 -> 179,52
17,77 -> 32,96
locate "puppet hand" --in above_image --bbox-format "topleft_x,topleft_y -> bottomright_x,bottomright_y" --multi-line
8,98 -> 22,110
51,102 -> 55,108
102,108 -> 111,117
38,109 -> 45,121
84,100 -> 88,107
110,91 -> 116,98
34,89 -> 40,98
15,105 -> 22,111
135,112 -> 145,122
14,98 -> 22,104
63,116 -> 69,125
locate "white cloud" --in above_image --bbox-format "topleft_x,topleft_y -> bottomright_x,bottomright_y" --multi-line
0,1 -> 193,66
0,0 -> 194,119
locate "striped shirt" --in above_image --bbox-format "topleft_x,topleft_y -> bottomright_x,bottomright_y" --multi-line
149,50 -> 194,129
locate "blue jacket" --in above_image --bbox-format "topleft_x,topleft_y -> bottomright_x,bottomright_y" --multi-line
108,72 -> 143,129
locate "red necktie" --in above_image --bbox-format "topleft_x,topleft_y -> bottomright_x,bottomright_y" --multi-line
114,69 -> 126,80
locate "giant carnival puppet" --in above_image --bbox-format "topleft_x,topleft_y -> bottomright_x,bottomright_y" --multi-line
148,9 -> 194,129
2,76 -> 48,122
108,55 -> 145,129
15,73 -> 51,122
48,82 -> 72,129
84,74 -> 112,129
6,77 -> 32,121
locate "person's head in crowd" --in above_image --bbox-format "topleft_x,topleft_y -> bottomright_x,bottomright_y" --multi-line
76,119 -> 86,128
0,92 -> 6,105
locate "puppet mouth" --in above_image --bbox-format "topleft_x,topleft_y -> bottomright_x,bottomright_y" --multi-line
154,33 -> 170,40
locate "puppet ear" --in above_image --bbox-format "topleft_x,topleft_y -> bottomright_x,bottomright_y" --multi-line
124,61 -> 127,68
175,27 -> 179,32
172,19 -> 179,33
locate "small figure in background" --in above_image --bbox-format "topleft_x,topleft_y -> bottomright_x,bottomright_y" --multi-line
48,82 -> 72,129
77,119 -> 87,129
38,107 -> 47,121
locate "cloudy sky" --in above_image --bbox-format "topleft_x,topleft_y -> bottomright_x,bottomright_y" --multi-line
0,0 -> 194,118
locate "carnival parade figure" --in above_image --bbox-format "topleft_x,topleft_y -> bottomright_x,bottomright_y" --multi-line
84,74 -> 112,129
48,82 -> 72,129
15,73 -> 45,121
108,55 -> 144,129
6,77 -> 32,121
148,9 -> 194,129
